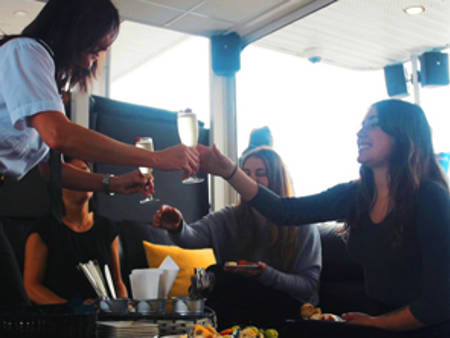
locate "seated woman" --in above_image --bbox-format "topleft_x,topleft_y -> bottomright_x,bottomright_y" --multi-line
153,147 -> 321,328
24,158 -> 127,305
198,99 -> 450,335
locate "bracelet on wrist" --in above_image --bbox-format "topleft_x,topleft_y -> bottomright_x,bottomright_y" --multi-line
102,174 -> 115,196
223,164 -> 238,180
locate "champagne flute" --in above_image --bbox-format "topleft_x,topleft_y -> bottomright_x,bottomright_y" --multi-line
135,137 -> 159,203
177,109 -> 204,184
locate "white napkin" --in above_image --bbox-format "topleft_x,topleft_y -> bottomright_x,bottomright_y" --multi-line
157,256 -> 179,298
129,268 -> 162,300
129,256 -> 179,300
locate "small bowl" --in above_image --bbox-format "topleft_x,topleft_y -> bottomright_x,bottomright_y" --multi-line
135,299 -> 167,315
172,297 -> 205,315
99,298 -> 131,314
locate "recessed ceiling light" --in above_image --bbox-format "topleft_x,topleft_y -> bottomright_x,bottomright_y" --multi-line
403,5 -> 426,15
13,10 -> 29,17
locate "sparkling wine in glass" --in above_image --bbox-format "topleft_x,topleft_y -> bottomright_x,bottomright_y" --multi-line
177,109 -> 204,184
135,137 -> 159,203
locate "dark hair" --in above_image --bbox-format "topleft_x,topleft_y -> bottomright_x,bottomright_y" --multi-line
1,0 -> 120,92
62,157 -> 95,211
235,147 -> 299,271
348,99 -> 448,246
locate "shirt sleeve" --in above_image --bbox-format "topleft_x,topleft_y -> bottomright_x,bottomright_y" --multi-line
249,182 -> 357,226
257,224 -> 322,304
409,181 -> 450,325
30,216 -> 54,245
103,217 -> 119,244
169,209 -> 229,248
0,39 -> 65,130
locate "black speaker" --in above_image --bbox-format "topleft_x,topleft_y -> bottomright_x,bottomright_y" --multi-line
384,63 -> 408,97
420,52 -> 449,86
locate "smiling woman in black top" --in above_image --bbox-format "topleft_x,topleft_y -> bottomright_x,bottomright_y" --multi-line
198,99 -> 449,333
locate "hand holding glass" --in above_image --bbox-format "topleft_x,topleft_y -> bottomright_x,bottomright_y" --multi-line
177,109 -> 204,184
135,137 -> 159,203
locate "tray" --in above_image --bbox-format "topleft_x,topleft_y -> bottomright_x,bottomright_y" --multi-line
0,311 -> 97,338
97,306 -> 217,336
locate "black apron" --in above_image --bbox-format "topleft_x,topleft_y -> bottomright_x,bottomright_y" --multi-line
0,36 -> 65,309
35,38 -> 65,222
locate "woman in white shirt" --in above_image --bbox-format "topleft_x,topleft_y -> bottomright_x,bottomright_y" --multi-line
0,0 -> 199,308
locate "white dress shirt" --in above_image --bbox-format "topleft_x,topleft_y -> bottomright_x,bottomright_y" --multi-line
0,38 -> 65,180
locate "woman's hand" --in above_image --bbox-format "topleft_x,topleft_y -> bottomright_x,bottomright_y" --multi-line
110,170 -> 153,195
153,205 -> 183,231
343,307 -> 424,331
153,144 -> 199,179
342,312 -> 382,328
197,144 -> 235,178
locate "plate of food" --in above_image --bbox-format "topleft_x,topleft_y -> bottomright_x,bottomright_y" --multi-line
300,303 -> 345,322
224,260 -> 261,271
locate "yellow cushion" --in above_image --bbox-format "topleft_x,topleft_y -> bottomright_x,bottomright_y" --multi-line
142,241 -> 216,297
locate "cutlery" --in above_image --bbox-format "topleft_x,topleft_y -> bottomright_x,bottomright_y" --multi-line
104,264 -> 117,299
78,263 -> 103,298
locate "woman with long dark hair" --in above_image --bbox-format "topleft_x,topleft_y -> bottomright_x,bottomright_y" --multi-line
198,99 -> 450,333
153,147 -> 321,328
0,0 -> 198,308
0,0 -> 198,189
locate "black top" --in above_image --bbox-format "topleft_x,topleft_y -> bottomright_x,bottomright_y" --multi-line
32,215 -> 118,301
249,181 -> 450,325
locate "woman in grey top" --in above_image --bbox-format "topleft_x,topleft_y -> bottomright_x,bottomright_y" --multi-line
153,147 -> 321,327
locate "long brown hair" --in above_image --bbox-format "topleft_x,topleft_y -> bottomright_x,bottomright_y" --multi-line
1,0 -> 119,92
347,99 -> 448,246
235,147 -> 299,271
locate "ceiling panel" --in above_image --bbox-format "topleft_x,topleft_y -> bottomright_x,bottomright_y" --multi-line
143,0 -> 204,11
113,0 -> 183,26
0,0 -> 44,35
167,13 -> 233,36
111,21 -> 188,81
1,0 -> 450,72
255,0 -> 450,70
195,0 -> 286,22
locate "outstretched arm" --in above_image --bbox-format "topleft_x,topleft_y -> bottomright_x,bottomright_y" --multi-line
30,111 -> 199,178
343,307 -> 423,330
39,161 -> 151,195
199,144 -> 354,225
153,205 -> 214,249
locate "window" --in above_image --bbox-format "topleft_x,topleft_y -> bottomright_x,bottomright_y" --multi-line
110,21 -> 210,126
237,45 -> 387,195
110,23 -> 449,195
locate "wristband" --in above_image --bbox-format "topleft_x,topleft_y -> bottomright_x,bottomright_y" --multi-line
223,164 -> 238,180
102,174 -> 115,196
